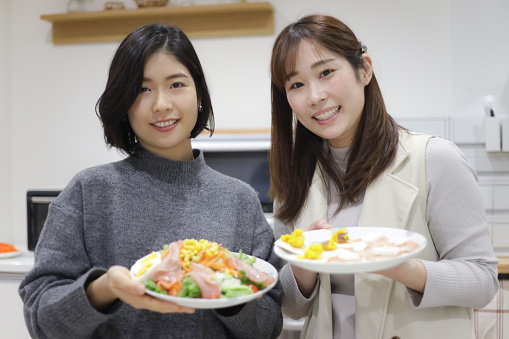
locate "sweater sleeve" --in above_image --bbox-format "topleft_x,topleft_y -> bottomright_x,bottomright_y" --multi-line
214,193 -> 284,339
409,137 -> 499,309
272,211 -> 318,320
18,180 -> 120,339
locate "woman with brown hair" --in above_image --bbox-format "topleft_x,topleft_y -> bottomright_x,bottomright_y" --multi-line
270,14 -> 498,339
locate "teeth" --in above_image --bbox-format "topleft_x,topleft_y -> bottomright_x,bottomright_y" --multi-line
153,120 -> 176,127
315,106 -> 339,121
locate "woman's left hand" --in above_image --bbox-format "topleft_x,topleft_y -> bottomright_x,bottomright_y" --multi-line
302,218 -> 331,232
373,259 -> 427,293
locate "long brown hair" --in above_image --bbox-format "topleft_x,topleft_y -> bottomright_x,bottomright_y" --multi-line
269,15 -> 399,224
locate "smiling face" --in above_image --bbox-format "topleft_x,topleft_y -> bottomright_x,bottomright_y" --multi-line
285,40 -> 372,148
128,51 -> 199,161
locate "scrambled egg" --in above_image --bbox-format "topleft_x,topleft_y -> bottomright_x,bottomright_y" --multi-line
280,229 -> 305,248
332,228 -> 350,243
300,244 -> 323,260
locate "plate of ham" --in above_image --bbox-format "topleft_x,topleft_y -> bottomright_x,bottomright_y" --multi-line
130,239 -> 278,309
274,227 -> 427,274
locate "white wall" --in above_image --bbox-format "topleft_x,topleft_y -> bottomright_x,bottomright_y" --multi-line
0,0 -> 12,242
452,0 -> 509,118
3,0 -> 508,247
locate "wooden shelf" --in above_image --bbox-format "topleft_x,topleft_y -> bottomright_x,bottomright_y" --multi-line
40,2 -> 274,44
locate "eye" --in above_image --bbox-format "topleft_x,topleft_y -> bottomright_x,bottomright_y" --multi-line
140,87 -> 150,93
320,69 -> 333,78
170,82 -> 184,89
289,82 -> 304,90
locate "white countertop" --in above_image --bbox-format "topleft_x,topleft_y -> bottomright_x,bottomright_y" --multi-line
0,251 -> 34,274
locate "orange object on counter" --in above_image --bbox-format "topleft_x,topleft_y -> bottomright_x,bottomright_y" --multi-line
0,242 -> 18,253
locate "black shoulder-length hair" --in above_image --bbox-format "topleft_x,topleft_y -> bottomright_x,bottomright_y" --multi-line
95,23 -> 215,155
269,15 -> 399,224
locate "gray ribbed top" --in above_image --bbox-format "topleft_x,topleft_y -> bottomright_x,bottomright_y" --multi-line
274,137 -> 499,339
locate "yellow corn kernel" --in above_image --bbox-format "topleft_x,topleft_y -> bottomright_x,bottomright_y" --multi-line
180,238 -> 222,264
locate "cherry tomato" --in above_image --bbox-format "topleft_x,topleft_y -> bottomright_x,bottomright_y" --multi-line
246,284 -> 259,293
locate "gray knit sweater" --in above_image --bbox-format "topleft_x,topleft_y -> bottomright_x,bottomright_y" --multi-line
19,147 -> 283,339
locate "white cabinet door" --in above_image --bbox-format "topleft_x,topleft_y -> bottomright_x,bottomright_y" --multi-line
0,278 -> 31,339
493,185 -> 509,210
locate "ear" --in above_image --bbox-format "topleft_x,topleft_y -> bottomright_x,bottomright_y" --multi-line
360,54 -> 373,85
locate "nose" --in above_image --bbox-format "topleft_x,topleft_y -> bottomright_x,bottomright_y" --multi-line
307,81 -> 327,106
153,90 -> 173,113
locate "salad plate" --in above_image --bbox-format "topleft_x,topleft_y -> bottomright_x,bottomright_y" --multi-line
0,245 -> 24,259
274,227 -> 427,274
143,258 -> 278,309
130,241 -> 279,310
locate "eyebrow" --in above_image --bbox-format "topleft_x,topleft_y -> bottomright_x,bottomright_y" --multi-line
286,58 -> 336,80
143,73 -> 189,82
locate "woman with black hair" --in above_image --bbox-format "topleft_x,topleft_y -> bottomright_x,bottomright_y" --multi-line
19,23 -> 282,339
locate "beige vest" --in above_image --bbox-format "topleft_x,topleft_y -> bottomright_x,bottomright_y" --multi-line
291,132 -> 474,339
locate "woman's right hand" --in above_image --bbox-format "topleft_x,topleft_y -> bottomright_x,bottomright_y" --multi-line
291,219 -> 331,297
86,265 -> 195,314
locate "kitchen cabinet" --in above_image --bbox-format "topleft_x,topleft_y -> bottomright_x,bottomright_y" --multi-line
494,186 -> 509,210
0,275 -> 30,339
491,218 -> 509,252
0,253 -> 34,338
40,2 -> 274,44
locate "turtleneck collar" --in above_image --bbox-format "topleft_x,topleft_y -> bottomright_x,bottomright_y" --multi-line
126,145 -> 207,184
328,142 -> 351,171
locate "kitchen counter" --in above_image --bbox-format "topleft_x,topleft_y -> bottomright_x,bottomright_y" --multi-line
1,252 -> 505,339
499,257 -> 509,275
1,251 -> 508,275
0,251 -> 34,274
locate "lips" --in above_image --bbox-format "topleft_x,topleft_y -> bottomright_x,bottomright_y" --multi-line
314,106 -> 340,121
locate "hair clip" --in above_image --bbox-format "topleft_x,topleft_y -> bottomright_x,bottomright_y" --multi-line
358,40 -> 368,54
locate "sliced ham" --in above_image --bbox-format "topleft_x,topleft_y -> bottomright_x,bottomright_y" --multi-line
150,241 -> 184,283
189,263 -> 221,299
225,257 -> 275,287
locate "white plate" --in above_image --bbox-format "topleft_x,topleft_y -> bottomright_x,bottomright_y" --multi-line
140,255 -> 278,309
274,227 -> 427,274
0,246 -> 24,259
